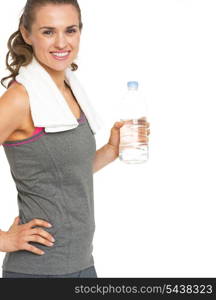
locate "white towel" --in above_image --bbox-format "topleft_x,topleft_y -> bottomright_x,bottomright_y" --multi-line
15,56 -> 104,134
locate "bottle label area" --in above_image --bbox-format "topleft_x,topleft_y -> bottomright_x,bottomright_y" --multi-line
119,118 -> 149,164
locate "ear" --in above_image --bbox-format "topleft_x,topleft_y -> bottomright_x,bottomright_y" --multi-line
19,24 -> 32,46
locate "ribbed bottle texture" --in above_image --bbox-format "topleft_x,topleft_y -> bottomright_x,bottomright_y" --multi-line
119,81 -> 149,164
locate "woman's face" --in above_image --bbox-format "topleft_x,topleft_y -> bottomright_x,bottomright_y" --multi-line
22,4 -> 81,72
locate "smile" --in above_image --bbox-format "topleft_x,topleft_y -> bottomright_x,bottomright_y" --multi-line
50,51 -> 71,60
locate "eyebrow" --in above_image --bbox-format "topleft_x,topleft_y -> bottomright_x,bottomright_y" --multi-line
39,25 -> 79,30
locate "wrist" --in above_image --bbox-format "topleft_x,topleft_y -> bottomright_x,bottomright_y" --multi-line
106,143 -> 119,161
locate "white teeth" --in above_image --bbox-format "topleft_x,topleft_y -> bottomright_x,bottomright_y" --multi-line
52,52 -> 69,57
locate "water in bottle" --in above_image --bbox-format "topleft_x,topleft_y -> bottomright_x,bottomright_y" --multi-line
119,81 -> 149,164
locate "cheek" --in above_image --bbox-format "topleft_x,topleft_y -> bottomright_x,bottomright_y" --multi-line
71,35 -> 80,47
32,39 -> 50,51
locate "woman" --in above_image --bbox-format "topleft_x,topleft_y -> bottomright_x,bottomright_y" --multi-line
0,0 -> 150,278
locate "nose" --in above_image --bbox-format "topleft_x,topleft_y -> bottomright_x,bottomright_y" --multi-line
54,33 -> 68,49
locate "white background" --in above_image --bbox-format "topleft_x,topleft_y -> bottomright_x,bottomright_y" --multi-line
0,0 -> 216,277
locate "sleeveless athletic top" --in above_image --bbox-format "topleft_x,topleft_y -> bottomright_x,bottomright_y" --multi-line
1,82 -> 97,275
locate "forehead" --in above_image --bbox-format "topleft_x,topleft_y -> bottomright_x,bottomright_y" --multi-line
33,4 -> 79,27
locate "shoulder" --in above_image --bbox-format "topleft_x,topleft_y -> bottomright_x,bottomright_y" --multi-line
0,80 -> 29,112
4,80 -> 29,103
0,81 -> 30,144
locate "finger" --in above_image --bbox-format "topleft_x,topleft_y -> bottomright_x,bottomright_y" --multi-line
28,219 -> 52,229
114,122 -> 124,129
142,136 -> 149,143
136,135 -> 149,143
30,228 -> 55,242
26,235 -> 54,247
23,243 -> 45,256
12,216 -> 20,226
137,127 -> 149,135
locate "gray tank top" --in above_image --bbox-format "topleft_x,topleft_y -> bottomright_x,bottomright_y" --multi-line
1,111 -> 96,275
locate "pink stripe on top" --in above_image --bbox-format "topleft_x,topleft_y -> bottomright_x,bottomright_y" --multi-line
7,79 -> 86,139
32,127 -> 44,136
30,112 -> 85,137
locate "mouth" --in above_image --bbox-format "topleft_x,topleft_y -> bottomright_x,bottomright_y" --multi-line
50,51 -> 71,60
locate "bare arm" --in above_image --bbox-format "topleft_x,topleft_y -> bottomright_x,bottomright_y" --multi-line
0,82 -> 29,145
0,84 -> 57,255
92,120 -> 150,173
92,122 -> 125,173
93,143 -> 118,173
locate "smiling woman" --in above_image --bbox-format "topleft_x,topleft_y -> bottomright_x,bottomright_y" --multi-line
1,0 -> 83,89
0,0 -> 140,279
0,0 -> 101,279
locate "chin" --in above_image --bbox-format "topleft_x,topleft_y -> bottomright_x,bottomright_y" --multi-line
40,59 -> 72,73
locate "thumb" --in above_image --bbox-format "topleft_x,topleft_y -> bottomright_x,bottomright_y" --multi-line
8,216 -> 20,231
114,121 -> 124,129
12,216 -> 20,226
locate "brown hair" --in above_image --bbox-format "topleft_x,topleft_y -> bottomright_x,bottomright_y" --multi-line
1,0 -> 83,89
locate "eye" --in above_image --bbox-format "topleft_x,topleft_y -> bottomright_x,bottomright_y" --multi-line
43,30 -> 53,35
42,29 -> 77,36
67,29 -> 77,34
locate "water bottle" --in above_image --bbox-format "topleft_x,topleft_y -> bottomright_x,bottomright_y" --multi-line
119,81 -> 149,164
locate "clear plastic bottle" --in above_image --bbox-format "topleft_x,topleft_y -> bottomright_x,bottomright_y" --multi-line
119,81 -> 149,164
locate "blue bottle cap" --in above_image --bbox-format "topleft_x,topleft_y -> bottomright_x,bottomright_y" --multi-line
127,81 -> 139,89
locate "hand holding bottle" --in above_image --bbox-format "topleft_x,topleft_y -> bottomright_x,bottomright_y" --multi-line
107,119 -> 150,158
